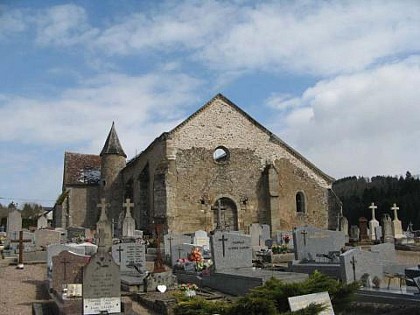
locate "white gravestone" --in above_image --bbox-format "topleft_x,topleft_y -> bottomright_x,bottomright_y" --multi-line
391,203 -> 405,239
368,203 -> 380,241
122,199 -> 136,237
193,230 -> 210,249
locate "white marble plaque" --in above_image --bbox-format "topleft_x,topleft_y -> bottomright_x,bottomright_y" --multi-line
83,297 -> 120,314
288,292 -> 334,315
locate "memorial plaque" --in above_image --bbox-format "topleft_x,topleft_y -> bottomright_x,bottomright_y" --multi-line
83,252 -> 120,314
111,242 -> 146,274
288,291 -> 334,315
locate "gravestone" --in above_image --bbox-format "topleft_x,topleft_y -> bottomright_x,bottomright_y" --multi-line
391,203 -> 404,239
96,198 -> 113,252
47,244 -> 86,271
6,208 -> 22,239
374,226 -> 383,242
249,223 -> 263,248
122,198 -> 135,237
35,229 -> 61,250
349,225 -> 359,242
382,214 -> 394,243
358,217 -> 369,242
368,203 -> 380,241
193,230 -> 210,249
261,224 -> 271,245
164,233 -> 191,257
170,243 -> 202,266
293,226 -> 345,261
210,231 -> 252,271
340,216 -> 349,236
52,250 -> 90,297
288,291 -> 334,315
112,242 -> 146,275
37,215 -> 48,229
83,251 -> 121,314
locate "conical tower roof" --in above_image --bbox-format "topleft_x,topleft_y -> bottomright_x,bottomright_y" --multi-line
100,122 -> 127,158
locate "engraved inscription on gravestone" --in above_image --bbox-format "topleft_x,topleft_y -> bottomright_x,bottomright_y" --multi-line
83,252 -> 120,314
111,242 -> 146,274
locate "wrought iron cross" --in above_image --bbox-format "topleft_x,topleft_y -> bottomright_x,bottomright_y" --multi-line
218,234 -> 229,257
301,230 -> 308,246
350,256 -> 357,281
116,245 -> 124,263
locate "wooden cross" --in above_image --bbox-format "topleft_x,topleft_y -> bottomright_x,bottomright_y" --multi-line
211,199 -> 226,231
97,198 -> 109,221
350,256 -> 357,281
10,230 -> 32,266
116,245 -> 124,263
391,203 -> 400,221
61,257 -> 70,280
218,234 -> 228,257
301,230 -> 308,246
123,198 -> 134,218
369,202 -> 377,220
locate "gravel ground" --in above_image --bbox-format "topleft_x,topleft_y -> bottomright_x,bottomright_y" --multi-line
0,261 -> 49,315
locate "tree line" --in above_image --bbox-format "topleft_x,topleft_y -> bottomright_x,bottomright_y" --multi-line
332,171 -> 420,231
0,202 -> 44,228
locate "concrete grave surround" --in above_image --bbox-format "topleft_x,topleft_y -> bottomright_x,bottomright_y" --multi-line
35,229 -> 61,250
293,226 -> 345,261
52,250 -> 90,296
83,251 -> 121,314
111,242 -> 146,275
47,243 -> 86,270
6,209 -> 22,239
193,230 -> 210,249
210,231 -> 252,271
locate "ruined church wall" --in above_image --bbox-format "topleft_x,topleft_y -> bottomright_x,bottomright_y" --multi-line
167,99 -> 332,233
122,138 -> 167,231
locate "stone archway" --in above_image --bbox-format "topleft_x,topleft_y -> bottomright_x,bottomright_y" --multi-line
213,197 -> 238,231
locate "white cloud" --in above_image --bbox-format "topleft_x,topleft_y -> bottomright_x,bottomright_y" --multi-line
0,6 -> 27,39
272,57 -> 420,178
0,72 -> 202,154
35,4 -> 98,46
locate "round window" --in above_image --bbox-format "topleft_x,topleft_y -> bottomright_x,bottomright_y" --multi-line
213,146 -> 229,163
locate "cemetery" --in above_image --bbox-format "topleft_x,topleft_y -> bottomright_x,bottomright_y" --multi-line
3,199 -> 420,314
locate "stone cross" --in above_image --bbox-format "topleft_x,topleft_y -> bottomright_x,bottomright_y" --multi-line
212,199 -> 226,231
218,234 -> 228,257
350,256 -> 357,281
391,203 -> 400,221
97,198 -> 109,221
10,230 -> 32,267
61,256 -> 70,280
123,198 -> 134,218
301,230 -> 308,246
369,202 -> 377,220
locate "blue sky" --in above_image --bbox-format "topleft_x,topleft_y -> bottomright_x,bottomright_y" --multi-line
1,1 -> 420,207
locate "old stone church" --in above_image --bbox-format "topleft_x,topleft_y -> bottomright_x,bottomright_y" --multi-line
55,94 -> 340,235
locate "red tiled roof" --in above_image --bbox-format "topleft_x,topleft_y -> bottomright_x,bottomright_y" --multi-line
63,152 -> 101,186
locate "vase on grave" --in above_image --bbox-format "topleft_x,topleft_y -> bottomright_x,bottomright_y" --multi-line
184,289 -> 196,298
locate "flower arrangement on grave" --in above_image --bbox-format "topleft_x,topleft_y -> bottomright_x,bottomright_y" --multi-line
188,247 -> 203,262
196,259 -> 213,272
271,244 -> 288,254
178,283 -> 198,297
283,234 -> 290,244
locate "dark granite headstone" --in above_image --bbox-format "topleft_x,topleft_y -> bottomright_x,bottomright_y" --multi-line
359,217 -> 369,242
83,252 -> 120,314
52,250 -> 90,296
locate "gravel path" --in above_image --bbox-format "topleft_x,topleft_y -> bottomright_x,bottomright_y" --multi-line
0,262 -> 49,315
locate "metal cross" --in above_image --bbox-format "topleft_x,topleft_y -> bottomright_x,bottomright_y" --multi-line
350,256 -> 357,281
301,230 -> 308,246
116,245 -> 124,263
211,199 -> 226,231
218,234 -> 229,257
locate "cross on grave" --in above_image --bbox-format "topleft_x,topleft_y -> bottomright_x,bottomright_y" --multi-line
301,230 -> 308,246
369,202 -> 378,220
211,199 -> 227,231
391,203 -> 400,220
123,198 -> 134,218
350,256 -> 357,282
116,245 -> 124,263
61,256 -> 70,280
177,246 -> 182,259
10,230 -> 32,267
97,198 -> 109,221
218,234 -> 228,257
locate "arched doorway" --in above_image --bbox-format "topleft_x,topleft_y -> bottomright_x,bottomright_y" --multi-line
213,197 -> 238,231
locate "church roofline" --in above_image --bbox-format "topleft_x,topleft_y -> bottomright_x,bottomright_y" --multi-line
126,94 -> 334,183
